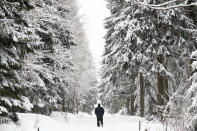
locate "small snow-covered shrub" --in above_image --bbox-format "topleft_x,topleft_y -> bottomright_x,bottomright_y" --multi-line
8,112 -> 19,123
163,117 -> 185,131
0,107 -> 13,124
0,117 -> 12,124
118,106 -> 127,115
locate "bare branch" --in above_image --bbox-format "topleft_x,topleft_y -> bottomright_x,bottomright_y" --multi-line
138,0 -> 178,7
135,0 -> 197,10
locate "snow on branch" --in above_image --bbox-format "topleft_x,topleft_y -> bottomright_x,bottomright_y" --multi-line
134,0 -> 197,10
173,24 -> 197,32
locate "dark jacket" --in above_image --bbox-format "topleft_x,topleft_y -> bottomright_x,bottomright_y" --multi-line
95,106 -> 104,117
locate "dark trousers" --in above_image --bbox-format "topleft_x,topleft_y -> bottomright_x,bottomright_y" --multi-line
97,116 -> 103,127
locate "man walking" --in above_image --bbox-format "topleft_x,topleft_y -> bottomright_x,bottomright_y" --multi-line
95,104 -> 104,127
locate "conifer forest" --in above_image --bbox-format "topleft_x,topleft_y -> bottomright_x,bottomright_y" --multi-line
0,0 -> 197,131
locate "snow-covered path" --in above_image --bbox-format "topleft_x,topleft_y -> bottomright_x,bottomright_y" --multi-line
65,113 -> 163,131
0,112 -> 164,131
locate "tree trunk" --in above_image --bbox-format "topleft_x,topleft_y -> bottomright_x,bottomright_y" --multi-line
157,72 -> 164,104
126,97 -> 130,114
62,98 -> 65,112
164,78 -> 169,103
76,97 -> 79,114
67,97 -> 70,112
157,55 -> 165,119
164,57 -> 169,104
130,95 -> 135,115
157,72 -> 164,119
73,87 -> 76,114
140,72 -> 144,117
190,59 -> 194,76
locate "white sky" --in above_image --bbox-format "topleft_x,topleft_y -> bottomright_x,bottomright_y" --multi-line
77,0 -> 110,70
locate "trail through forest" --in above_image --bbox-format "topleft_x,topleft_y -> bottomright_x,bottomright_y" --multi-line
0,112 -> 163,131
1,0 -> 197,131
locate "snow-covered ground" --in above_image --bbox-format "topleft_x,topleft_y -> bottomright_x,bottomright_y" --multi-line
0,112 -> 164,131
